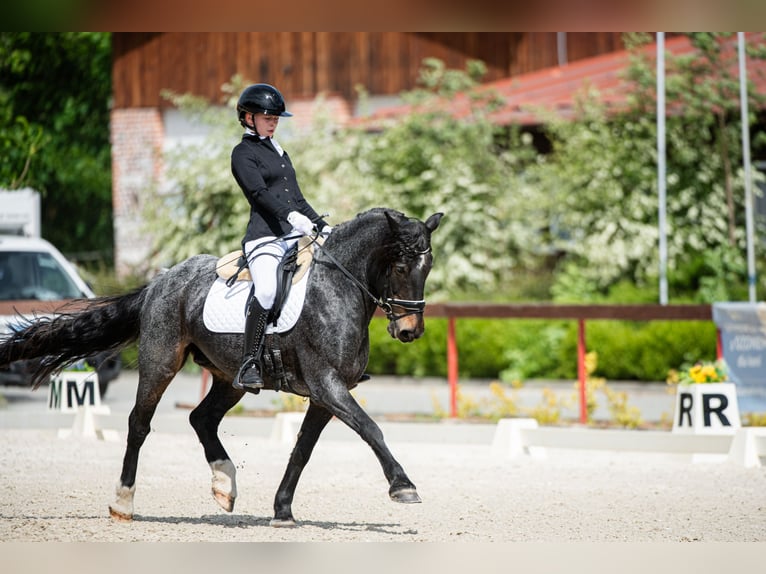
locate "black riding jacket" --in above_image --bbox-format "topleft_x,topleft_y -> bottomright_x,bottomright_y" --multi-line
231,134 -> 327,244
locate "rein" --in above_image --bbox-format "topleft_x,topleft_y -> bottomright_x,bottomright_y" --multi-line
311,233 -> 428,321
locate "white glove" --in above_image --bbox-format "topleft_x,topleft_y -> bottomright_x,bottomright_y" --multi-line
321,225 -> 333,235
287,211 -> 314,235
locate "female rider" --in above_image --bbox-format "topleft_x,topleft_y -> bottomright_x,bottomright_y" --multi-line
231,83 -> 330,392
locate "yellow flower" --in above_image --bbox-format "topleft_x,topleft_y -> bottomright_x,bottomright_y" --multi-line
671,360 -> 728,385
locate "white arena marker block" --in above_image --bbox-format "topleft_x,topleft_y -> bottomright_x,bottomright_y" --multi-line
269,412 -> 305,446
73,404 -> 98,438
727,427 -> 766,468
491,418 -> 546,459
58,404 -> 119,441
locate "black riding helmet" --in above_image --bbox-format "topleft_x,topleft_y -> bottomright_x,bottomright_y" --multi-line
237,84 -> 293,128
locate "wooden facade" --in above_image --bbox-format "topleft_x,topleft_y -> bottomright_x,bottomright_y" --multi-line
111,32 -> 625,109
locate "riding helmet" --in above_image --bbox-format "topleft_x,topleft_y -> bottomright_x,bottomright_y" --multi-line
237,84 -> 293,126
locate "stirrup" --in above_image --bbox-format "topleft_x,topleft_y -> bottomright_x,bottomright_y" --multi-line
233,358 -> 264,393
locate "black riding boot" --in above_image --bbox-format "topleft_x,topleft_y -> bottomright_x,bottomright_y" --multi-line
233,298 -> 270,393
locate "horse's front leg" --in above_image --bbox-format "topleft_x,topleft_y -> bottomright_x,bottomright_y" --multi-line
272,401 -> 334,527
316,381 -> 421,505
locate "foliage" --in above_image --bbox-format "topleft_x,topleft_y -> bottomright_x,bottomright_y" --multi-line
148,63 -> 539,297
271,393 -> 309,412
523,388 -> 567,425
666,359 -> 728,385
559,320 -> 718,381
144,79 -> 250,266
0,33 -> 113,262
743,412 -> 766,426
537,32 -> 766,303
149,35 -> 766,303
601,384 -> 643,429
292,59 -> 543,297
486,381 -> 521,418
569,352 -> 643,428
144,37 -> 763,382
366,315 -> 718,383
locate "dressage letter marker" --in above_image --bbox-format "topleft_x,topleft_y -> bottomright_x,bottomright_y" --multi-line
672,383 -> 741,435
48,370 -> 103,412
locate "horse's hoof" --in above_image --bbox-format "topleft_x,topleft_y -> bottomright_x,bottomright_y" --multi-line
212,489 -> 235,512
108,505 -> 133,522
210,459 -> 237,512
390,487 -> 422,504
110,484 -> 135,521
270,517 -> 297,528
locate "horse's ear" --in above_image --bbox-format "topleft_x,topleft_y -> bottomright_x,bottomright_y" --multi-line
425,212 -> 444,232
384,210 -> 402,233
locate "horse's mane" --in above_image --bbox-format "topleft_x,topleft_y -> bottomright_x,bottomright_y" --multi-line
332,208 -> 431,263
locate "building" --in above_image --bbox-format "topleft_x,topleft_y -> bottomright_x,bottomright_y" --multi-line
111,32 -> 766,274
110,32 -> 626,275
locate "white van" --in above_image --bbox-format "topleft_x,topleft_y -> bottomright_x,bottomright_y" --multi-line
0,235 -> 121,396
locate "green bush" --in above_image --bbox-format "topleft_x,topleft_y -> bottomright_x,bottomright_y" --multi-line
367,316 -> 719,383
555,320 -> 718,381
367,318 -> 449,377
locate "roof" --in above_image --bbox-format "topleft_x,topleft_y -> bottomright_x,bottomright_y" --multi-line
359,33 -> 766,128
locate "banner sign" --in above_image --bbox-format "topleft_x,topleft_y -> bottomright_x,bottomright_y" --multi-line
712,302 -> 766,389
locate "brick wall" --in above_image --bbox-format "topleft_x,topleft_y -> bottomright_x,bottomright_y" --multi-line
110,108 -> 164,278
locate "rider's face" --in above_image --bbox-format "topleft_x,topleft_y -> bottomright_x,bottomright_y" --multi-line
250,113 -> 279,137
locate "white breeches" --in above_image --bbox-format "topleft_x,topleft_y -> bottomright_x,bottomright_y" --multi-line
244,236 -> 299,309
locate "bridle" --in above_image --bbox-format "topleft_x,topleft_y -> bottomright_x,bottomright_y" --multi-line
313,235 -> 430,322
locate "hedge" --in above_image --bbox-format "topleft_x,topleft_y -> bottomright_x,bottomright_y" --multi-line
366,317 -> 718,383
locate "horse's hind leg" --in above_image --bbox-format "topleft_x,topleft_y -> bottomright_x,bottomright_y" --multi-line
188,374 -> 245,512
109,333 -> 185,521
271,401 -> 334,527
108,372 -> 176,521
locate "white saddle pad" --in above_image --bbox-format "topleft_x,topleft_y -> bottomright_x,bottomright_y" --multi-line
202,269 -> 310,334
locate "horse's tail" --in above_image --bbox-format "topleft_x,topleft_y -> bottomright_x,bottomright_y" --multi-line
0,286 -> 148,389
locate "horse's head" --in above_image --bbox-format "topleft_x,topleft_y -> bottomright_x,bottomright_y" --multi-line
382,210 -> 443,342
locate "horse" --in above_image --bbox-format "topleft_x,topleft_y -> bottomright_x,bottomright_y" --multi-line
0,207 -> 443,527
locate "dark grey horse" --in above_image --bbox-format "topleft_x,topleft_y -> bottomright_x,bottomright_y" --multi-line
0,207 -> 442,526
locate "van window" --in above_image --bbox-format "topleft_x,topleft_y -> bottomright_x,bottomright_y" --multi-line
0,251 -> 85,301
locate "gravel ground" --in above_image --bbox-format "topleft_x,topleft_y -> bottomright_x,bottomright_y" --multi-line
1,424 -> 765,543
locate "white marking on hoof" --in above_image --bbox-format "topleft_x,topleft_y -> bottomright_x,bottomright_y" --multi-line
210,459 -> 237,512
109,483 -> 136,521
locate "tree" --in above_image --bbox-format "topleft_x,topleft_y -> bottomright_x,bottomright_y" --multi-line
0,33 -> 113,262
147,63 -> 540,299
147,38 -> 766,304
538,33 -> 766,303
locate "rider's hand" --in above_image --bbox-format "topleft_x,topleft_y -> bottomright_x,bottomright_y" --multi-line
287,211 -> 314,235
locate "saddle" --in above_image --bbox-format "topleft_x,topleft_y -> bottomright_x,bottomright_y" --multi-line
215,235 -> 324,326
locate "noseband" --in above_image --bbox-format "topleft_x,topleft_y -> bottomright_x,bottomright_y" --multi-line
315,239 -> 429,322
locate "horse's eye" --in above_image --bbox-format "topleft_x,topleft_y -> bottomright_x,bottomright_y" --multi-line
394,264 -> 407,275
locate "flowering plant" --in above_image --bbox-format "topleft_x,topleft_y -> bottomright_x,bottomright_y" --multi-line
667,360 -> 728,385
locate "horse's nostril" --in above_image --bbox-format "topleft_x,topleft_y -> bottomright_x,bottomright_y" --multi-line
399,330 -> 416,342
